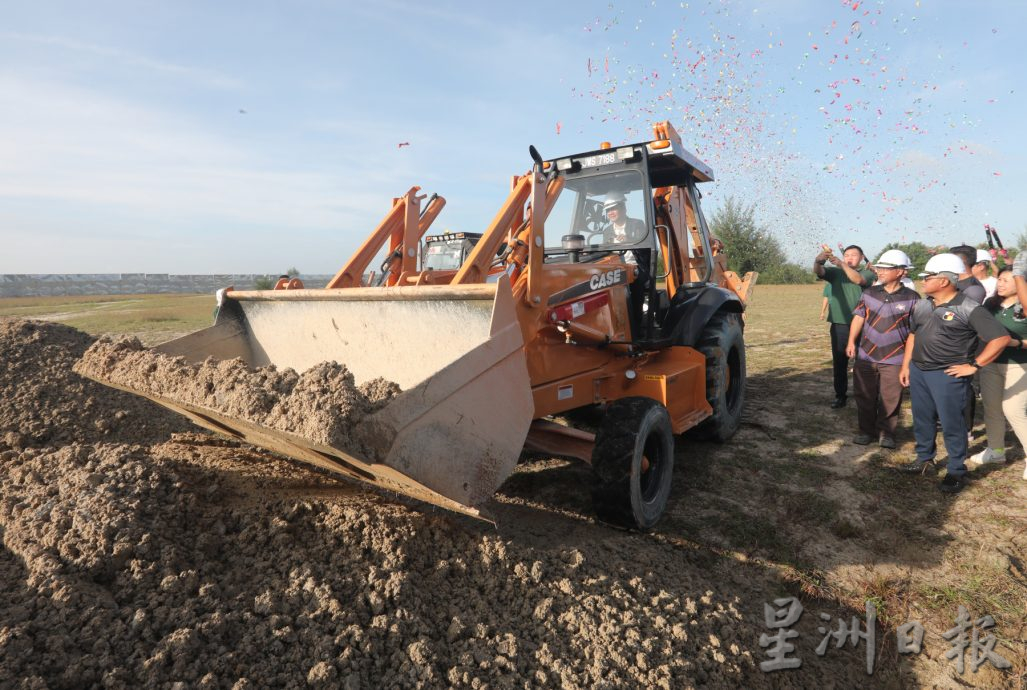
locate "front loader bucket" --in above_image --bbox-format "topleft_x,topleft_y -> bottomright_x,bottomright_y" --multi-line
80,276 -> 534,519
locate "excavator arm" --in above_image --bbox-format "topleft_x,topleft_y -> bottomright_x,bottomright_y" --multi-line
325,187 -> 446,289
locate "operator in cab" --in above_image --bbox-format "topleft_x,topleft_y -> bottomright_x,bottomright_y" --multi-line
601,192 -> 647,245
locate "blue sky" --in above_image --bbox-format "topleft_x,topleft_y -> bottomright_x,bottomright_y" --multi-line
2,0 -> 1024,273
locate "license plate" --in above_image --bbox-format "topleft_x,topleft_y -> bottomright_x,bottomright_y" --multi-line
578,152 -> 616,169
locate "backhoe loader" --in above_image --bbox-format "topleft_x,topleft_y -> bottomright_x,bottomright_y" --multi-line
81,121 -> 756,530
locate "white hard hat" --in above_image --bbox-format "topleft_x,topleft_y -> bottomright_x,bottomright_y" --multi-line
975,249 -> 992,264
603,191 -> 627,209
918,253 -> 966,278
874,249 -> 913,269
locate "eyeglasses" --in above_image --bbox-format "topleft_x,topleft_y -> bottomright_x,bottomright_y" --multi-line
874,266 -> 902,271
922,274 -> 946,282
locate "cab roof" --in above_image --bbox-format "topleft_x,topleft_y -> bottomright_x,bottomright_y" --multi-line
547,139 -> 714,187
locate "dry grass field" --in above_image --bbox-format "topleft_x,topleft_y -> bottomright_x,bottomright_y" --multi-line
0,293 -> 214,345
2,285 -> 1024,687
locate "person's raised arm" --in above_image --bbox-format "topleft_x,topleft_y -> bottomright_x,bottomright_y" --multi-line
813,251 -> 830,278
838,260 -> 869,287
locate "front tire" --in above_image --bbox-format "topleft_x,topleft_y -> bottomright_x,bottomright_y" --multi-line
688,312 -> 746,442
591,397 -> 674,530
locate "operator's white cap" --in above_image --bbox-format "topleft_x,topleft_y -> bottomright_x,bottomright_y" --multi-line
975,249 -> 993,264
603,191 -> 627,210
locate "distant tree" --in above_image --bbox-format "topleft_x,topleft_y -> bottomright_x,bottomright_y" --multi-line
762,262 -> 816,285
880,238 -> 1020,272
1016,228 -> 1027,249
710,196 -> 814,284
286,266 -> 300,278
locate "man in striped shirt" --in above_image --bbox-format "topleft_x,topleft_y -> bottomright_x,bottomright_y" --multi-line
845,250 -> 920,448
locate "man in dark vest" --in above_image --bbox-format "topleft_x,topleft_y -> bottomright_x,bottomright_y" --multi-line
899,253 -> 1010,493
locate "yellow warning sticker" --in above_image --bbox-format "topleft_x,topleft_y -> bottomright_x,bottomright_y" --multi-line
644,375 -> 663,381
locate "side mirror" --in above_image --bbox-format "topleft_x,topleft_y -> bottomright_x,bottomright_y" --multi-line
528,145 -> 544,168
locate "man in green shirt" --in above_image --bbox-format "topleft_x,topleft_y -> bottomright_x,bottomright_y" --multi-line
814,245 -> 876,408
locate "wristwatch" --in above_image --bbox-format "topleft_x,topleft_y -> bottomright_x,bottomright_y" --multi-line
968,361 -> 981,370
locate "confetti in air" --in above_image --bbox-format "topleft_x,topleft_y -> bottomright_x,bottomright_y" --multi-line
567,0 -> 1010,258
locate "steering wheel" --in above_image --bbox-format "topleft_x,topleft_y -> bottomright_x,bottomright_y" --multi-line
585,230 -> 607,246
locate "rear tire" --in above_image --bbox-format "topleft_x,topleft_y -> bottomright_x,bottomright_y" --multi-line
591,397 -> 674,530
688,312 -> 746,442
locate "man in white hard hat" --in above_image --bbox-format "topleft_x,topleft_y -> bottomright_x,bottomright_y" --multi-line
601,192 -> 647,245
898,253 -> 1010,493
971,248 -> 997,299
845,249 -> 919,448
814,244 -> 876,409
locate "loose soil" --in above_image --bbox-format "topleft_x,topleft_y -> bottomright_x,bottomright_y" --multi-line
75,337 -> 400,452
1,311 -> 1023,688
0,319 -> 191,449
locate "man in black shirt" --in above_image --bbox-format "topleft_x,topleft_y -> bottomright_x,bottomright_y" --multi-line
949,244 -> 986,304
898,254 -> 1010,492
949,244 -> 988,439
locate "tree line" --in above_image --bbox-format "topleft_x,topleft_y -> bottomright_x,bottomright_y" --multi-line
709,197 -> 815,284
710,196 -> 1025,284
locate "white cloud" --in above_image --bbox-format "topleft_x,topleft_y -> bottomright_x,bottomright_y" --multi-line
0,76 -> 424,271
0,31 -> 244,90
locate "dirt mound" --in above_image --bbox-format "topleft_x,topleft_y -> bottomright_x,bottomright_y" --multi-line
0,318 -> 919,688
0,440 -> 791,689
0,319 -> 190,449
75,337 -> 400,450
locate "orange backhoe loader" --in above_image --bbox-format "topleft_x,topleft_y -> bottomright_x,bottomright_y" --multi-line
82,121 -> 756,529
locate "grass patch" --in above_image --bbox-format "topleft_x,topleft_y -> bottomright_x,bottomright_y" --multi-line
779,565 -> 836,601
914,557 -> 1027,624
850,573 -> 910,631
0,293 -> 215,342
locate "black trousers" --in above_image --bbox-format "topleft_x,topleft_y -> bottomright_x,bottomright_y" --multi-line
829,322 -> 851,400
964,373 -> 978,432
